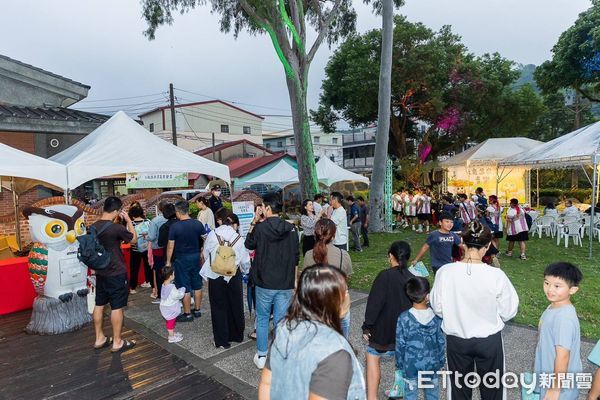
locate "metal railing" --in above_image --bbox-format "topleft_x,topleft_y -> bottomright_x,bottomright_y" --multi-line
344,157 -> 374,168
343,131 -> 376,144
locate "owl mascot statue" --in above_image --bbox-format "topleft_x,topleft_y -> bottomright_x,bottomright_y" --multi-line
23,205 -> 91,335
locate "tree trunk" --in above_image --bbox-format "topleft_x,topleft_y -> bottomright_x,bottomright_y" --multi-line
369,0 -> 394,233
286,73 -> 319,200
390,115 -> 407,157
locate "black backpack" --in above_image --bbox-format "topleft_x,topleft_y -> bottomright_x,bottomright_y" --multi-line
77,223 -> 112,270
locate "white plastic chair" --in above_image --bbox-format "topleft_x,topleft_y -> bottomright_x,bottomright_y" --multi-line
557,222 -> 583,248
534,216 -> 556,238
581,215 -> 600,238
555,216 -> 580,245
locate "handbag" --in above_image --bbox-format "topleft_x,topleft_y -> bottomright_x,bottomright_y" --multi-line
87,275 -> 96,314
521,372 -> 540,400
589,340 -> 600,366
387,369 -> 405,398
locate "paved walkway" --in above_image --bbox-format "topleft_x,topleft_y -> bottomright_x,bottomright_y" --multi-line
125,287 -> 597,400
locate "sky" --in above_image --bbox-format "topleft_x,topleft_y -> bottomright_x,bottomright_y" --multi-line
0,0 -> 592,129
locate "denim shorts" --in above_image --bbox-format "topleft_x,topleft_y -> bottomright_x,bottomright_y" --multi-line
173,254 -> 202,293
366,345 -> 395,357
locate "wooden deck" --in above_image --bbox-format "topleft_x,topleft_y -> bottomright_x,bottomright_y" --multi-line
0,311 -> 242,400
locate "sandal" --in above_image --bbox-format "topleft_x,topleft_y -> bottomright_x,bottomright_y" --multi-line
93,336 -> 113,350
247,331 -> 257,340
111,339 -> 137,353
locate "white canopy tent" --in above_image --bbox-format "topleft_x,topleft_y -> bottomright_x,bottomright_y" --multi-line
51,111 -> 231,190
244,157 -> 370,189
244,159 -> 299,188
1,142 -> 68,247
315,157 -> 370,187
440,137 -> 542,203
499,121 -> 600,258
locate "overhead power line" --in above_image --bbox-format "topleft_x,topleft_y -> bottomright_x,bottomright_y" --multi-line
75,91 -> 168,103
174,87 -> 292,113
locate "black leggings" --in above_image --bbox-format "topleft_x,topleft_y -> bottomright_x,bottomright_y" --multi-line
208,271 -> 245,347
446,331 -> 505,400
130,250 -> 151,290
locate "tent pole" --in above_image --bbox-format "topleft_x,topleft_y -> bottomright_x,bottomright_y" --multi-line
495,166 -> 499,199
11,177 -> 22,251
536,168 -> 540,209
527,169 -> 532,206
590,158 -> 597,259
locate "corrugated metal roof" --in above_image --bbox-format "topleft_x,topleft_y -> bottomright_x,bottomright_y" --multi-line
0,105 -> 109,123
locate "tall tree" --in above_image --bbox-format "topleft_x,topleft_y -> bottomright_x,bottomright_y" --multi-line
141,0 -> 357,199
534,0 -> 600,102
369,0 -> 394,232
313,23 -> 544,158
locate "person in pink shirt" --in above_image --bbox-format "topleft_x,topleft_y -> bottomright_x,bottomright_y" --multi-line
505,198 -> 529,260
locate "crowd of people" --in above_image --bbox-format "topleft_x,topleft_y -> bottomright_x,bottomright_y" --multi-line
87,187 -> 600,400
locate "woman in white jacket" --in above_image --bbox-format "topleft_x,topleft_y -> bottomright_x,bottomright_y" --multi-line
430,220 -> 519,400
201,212 -> 250,349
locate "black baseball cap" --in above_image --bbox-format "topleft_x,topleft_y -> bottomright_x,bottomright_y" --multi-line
211,184 -> 221,191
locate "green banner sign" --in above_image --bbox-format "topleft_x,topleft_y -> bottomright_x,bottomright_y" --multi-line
126,172 -> 188,189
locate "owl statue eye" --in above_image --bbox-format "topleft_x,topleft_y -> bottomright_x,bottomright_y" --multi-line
75,218 -> 86,235
45,220 -> 66,238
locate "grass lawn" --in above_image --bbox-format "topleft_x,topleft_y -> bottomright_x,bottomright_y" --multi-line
346,230 -> 600,339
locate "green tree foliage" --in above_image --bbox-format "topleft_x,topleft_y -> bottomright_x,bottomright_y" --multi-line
531,92 -> 596,141
312,17 -> 545,158
534,0 -> 600,102
141,0 -> 361,199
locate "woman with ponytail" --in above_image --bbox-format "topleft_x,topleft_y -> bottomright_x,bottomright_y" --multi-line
430,220 -> 519,400
362,241 -> 414,400
304,219 -> 353,337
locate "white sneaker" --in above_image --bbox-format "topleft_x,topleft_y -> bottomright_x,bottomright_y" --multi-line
168,332 -> 183,343
141,282 -> 151,288
253,353 -> 267,369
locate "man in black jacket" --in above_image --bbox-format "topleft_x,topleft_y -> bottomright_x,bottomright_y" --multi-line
245,192 -> 299,369
208,184 -> 223,217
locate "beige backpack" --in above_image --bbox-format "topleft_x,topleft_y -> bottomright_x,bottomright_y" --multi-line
210,234 -> 242,276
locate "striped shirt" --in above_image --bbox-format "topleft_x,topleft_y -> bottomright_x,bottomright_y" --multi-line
459,201 -> 476,224
506,206 -> 528,236
418,195 -> 432,214
405,195 -> 417,216
486,205 -> 504,232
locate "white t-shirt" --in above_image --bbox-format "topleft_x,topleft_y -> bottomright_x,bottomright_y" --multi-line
430,261 -> 519,339
331,206 -> 348,246
313,201 -> 323,216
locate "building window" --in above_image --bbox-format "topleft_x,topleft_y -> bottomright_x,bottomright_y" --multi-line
277,141 -> 283,148
314,136 -> 320,144
290,138 -> 295,145
243,126 -> 251,135
332,137 -> 338,144
221,124 -> 229,133
266,143 -> 271,149
149,123 -> 154,132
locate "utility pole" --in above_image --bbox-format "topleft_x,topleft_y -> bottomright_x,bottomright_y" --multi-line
169,83 -> 177,146
212,132 -> 216,161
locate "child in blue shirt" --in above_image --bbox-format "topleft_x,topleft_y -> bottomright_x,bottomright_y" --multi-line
534,262 -> 583,400
394,276 -> 445,400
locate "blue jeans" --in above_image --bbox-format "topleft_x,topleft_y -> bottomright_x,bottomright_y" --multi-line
404,376 -> 439,400
255,286 -> 293,356
340,311 -> 350,339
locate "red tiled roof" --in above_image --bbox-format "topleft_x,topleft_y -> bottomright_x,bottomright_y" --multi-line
138,99 -> 265,120
227,154 -> 290,178
194,139 -> 274,156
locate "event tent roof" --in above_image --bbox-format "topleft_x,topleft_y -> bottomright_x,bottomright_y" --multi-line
499,121 -> 600,168
440,137 -> 543,167
315,157 -> 370,187
0,141 -> 67,190
244,159 -> 299,187
51,111 -> 230,189
242,157 -> 369,188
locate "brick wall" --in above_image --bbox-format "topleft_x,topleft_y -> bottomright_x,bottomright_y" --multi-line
0,131 -> 35,154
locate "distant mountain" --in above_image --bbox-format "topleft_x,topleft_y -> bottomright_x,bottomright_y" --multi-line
512,64 -> 540,93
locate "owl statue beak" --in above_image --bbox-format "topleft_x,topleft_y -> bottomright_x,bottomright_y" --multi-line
66,230 -> 77,244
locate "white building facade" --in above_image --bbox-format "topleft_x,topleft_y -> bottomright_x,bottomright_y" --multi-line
262,131 -> 343,166
139,100 -> 264,152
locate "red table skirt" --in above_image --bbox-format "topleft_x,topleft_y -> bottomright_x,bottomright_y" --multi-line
0,246 -> 147,316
